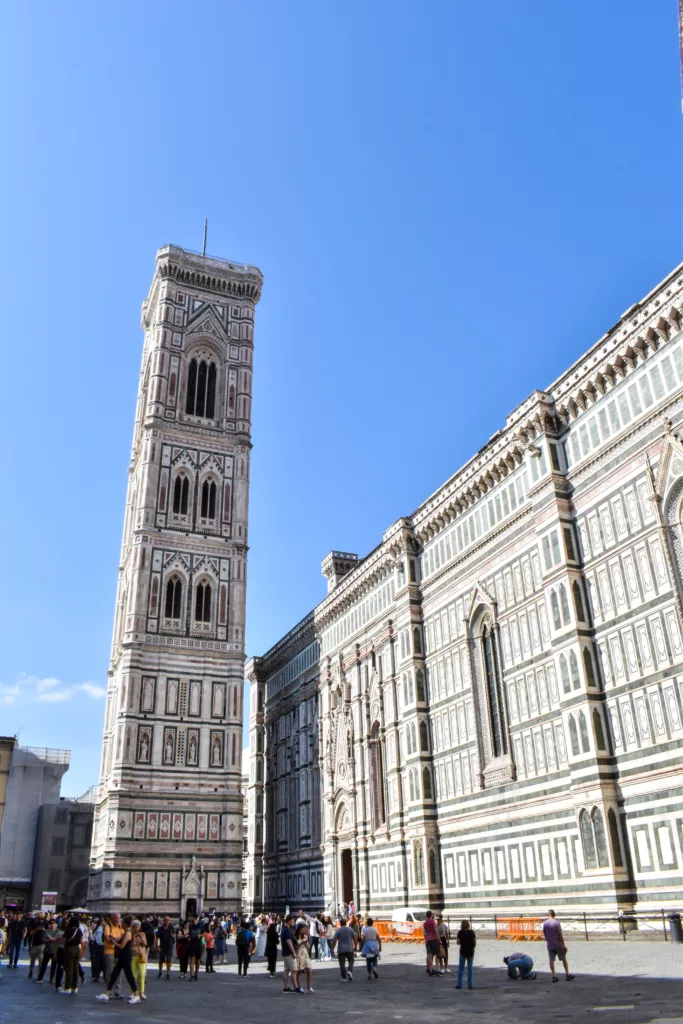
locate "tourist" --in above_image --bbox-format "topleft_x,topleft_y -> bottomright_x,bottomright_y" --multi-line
360,916 -> 381,980
28,916 -> 46,979
307,913 -> 320,960
35,918 -> 61,984
542,910 -> 575,982
323,916 -> 335,961
455,919 -> 476,990
293,922 -> 312,993
214,919 -> 227,964
96,915 -> 140,1004
265,916 -> 279,977
156,915 -> 174,980
436,914 -> 451,973
90,917 -> 106,981
235,918 -> 256,977
187,914 -> 204,982
130,920 -> 147,1000
256,915 -> 267,960
176,925 -> 189,979
423,910 -> 443,977
7,912 -> 24,969
504,952 -> 536,980
280,912 -> 297,992
103,913 -> 124,998
204,923 -> 215,973
331,917 -> 356,982
61,915 -> 83,995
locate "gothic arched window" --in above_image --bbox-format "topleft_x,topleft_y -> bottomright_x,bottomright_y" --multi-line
580,808 -> 597,869
593,708 -> 606,751
402,674 -> 409,706
428,846 -> 438,884
164,576 -> 182,619
195,581 -> 212,623
410,722 -> 417,753
369,723 -> 386,831
573,581 -> 586,622
568,714 -> 580,756
419,720 -> 429,752
409,770 -> 415,801
200,480 -> 217,519
422,766 -> 433,800
413,627 -> 422,654
482,624 -> 505,758
173,474 -> 189,515
551,591 -> 562,630
413,840 -> 425,886
578,710 -> 590,752
560,653 -> 571,694
559,584 -> 571,625
583,648 -> 596,688
570,650 -> 581,690
185,357 -> 217,418
592,807 -> 609,867
416,668 -> 426,702
608,808 -> 624,867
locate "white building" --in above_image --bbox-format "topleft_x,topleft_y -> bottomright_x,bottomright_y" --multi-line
89,244 -> 262,915
246,264 -> 683,917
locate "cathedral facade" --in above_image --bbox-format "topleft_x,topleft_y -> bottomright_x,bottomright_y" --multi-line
89,245 -> 262,915
245,264 -> 683,916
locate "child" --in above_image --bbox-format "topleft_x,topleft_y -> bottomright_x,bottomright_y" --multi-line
294,924 -> 313,993
455,919 -> 476,990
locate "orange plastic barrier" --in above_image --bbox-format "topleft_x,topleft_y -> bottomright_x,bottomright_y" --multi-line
375,920 -> 423,943
496,917 -> 543,941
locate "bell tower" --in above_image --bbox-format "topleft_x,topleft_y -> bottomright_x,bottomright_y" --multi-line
89,244 -> 262,914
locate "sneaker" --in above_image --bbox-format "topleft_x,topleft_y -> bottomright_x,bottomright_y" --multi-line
72,988 -> 79,994
96,993 -> 109,1002
347,971 -> 353,982
34,979 -> 44,984
552,976 -> 559,983
307,987 -> 315,993
60,990 -> 71,995
565,974 -> 575,981
456,984 -> 462,989
158,973 -> 163,980
372,969 -> 378,978
295,987 -> 304,994
340,977 -> 347,983
529,971 -> 537,980
141,994 -> 147,1000
128,995 -> 141,1004
444,968 -> 452,973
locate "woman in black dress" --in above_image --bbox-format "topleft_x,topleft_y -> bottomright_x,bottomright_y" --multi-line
187,914 -> 204,982
265,916 -> 279,977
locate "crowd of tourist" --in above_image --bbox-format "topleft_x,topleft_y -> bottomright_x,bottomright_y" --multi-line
0,905 -> 574,1003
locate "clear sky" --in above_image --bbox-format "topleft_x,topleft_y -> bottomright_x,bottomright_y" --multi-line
1,1 -> 681,795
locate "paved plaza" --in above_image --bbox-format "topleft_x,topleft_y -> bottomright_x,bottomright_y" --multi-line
1,939 -> 681,1024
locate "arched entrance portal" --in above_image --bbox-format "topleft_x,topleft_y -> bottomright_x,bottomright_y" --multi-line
340,848 -> 353,905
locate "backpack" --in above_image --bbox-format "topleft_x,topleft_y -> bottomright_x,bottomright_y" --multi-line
235,928 -> 248,948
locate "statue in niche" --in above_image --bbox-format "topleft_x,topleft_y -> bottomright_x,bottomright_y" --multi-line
163,729 -> 174,763
211,733 -> 222,766
138,729 -> 150,762
187,732 -> 198,765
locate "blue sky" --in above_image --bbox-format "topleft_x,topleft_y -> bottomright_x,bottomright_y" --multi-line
1,1 -> 681,795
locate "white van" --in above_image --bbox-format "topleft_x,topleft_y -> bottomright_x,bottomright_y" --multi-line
391,907 -> 429,924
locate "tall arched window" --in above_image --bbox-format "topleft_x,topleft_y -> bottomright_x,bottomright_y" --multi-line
579,808 -> 597,868
185,357 -> 217,418
607,808 -> 624,867
413,840 -> 425,886
172,474 -> 189,515
551,591 -> 562,630
568,714 -> 580,756
583,648 -> 596,687
592,807 -> 609,867
403,674 -> 409,705
164,576 -> 182,619
419,720 -> 429,752
428,846 -> 438,884
560,653 -> 571,694
195,581 -> 212,623
573,581 -> 586,622
578,710 -> 590,752
409,771 -> 415,801
410,722 -> 417,753
482,625 -> 505,758
422,766 -> 433,800
570,650 -> 581,690
369,723 -> 386,831
200,480 -> 217,519
559,584 -> 571,625
408,673 -> 414,703
413,627 -> 422,654
593,708 -> 606,751
416,668 -> 426,702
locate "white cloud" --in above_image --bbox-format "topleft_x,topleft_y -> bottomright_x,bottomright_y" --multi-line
38,689 -> 73,703
75,683 -> 106,699
0,683 -> 19,705
35,677 -> 61,693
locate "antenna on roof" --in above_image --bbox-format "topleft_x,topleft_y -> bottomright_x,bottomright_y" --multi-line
202,218 -> 208,257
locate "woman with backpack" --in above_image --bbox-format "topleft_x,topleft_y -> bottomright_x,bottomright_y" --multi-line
360,917 -> 381,980
235,919 -> 256,977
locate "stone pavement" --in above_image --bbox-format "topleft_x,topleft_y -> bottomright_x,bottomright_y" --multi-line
0,939 -> 681,1024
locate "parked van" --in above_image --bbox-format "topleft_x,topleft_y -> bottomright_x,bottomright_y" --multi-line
391,907 -> 429,924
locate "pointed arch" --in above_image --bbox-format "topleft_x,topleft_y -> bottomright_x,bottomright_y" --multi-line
608,808 -> 624,867
416,667 -> 426,702
164,574 -> 182,620
369,721 -> 386,831
592,807 -> 609,867
559,583 -> 571,625
593,708 -> 606,751
580,808 -> 597,869
570,650 -> 581,690
583,647 -> 596,688
578,710 -> 590,752
551,591 -> 562,630
568,714 -> 580,756
560,653 -> 571,694
173,473 -> 190,515
422,766 -> 433,800
573,581 -> 586,622
419,720 -> 429,752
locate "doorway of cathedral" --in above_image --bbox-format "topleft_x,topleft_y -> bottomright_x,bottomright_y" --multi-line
341,848 -> 353,905
185,898 -> 197,918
